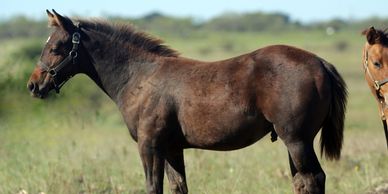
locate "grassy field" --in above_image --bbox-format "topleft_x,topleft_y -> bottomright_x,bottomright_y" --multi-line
0,29 -> 387,194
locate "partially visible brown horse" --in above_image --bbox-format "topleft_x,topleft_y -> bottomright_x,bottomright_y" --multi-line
362,27 -> 388,149
27,10 -> 347,194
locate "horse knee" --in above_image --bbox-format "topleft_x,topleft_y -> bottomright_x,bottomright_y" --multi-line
293,172 -> 325,194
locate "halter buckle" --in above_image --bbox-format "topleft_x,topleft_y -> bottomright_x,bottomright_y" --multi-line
374,81 -> 381,90
381,100 -> 387,120
72,32 -> 81,44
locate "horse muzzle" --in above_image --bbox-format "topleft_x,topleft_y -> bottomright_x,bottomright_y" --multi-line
27,80 -> 52,99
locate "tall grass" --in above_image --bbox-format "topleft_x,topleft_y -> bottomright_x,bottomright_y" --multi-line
0,29 -> 387,193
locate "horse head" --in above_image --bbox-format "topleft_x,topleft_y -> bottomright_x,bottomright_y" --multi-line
27,10 -> 86,98
362,26 -> 388,149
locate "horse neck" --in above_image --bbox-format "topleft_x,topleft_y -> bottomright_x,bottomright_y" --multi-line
81,30 -> 160,103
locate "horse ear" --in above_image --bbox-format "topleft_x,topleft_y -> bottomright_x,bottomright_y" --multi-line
362,26 -> 380,45
46,9 -> 57,27
47,9 -> 72,30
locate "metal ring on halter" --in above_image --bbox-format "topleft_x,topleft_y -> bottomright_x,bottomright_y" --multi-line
72,32 -> 80,44
49,69 -> 57,76
69,50 -> 78,58
375,81 -> 381,90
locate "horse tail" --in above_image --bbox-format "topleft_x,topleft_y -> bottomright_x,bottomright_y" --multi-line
320,59 -> 348,161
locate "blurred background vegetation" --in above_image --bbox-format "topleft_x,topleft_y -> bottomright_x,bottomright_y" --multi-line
0,11 -> 388,193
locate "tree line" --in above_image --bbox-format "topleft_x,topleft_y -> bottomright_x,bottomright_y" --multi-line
0,11 -> 387,40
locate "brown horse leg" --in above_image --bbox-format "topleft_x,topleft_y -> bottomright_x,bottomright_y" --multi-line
165,149 -> 188,194
287,141 -> 325,194
138,139 -> 165,194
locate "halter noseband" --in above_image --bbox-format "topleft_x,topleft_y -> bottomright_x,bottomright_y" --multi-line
39,26 -> 81,93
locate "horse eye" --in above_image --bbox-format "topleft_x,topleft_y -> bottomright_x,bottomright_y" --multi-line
50,48 -> 60,55
374,62 -> 382,69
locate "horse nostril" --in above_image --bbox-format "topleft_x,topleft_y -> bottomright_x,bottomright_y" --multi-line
27,82 -> 36,92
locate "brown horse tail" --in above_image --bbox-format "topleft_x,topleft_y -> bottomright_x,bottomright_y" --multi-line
320,59 -> 348,161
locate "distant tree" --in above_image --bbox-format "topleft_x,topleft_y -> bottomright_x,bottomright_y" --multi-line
132,12 -> 197,37
310,18 -> 348,31
204,11 -> 294,32
143,12 -> 166,21
0,16 -> 47,39
1,11 -> 388,40
350,17 -> 388,31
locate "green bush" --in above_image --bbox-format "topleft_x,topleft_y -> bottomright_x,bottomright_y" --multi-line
10,40 -> 43,60
0,40 -> 42,90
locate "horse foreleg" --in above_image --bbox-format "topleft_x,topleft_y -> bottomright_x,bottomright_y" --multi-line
288,152 -> 297,176
165,149 -> 188,194
287,141 -> 325,194
138,139 -> 165,194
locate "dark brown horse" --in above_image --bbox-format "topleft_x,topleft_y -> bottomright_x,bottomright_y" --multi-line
27,10 -> 347,194
362,27 -> 388,149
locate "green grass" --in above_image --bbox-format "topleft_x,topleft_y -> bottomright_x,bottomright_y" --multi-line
0,29 -> 387,193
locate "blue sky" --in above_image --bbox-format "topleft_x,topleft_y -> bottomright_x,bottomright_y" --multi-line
1,0 -> 388,23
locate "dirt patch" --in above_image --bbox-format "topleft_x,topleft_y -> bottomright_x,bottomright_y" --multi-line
367,182 -> 388,194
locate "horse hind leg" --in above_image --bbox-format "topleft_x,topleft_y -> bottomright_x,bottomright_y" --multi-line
165,149 -> 188,194
287,141 -> 325,194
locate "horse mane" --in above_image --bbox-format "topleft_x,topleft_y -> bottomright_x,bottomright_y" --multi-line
379,29 -> 388,46
362,28 -> 388,46
75,18 -> 179,57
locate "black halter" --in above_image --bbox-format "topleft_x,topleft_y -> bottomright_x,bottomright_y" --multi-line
39,27 -> 81,93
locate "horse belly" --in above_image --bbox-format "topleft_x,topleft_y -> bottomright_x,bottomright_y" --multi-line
181,114 -> 272,151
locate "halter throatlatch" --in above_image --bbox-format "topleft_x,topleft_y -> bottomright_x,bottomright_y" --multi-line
364,49 -> 388,149
39,26 -> 81,93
